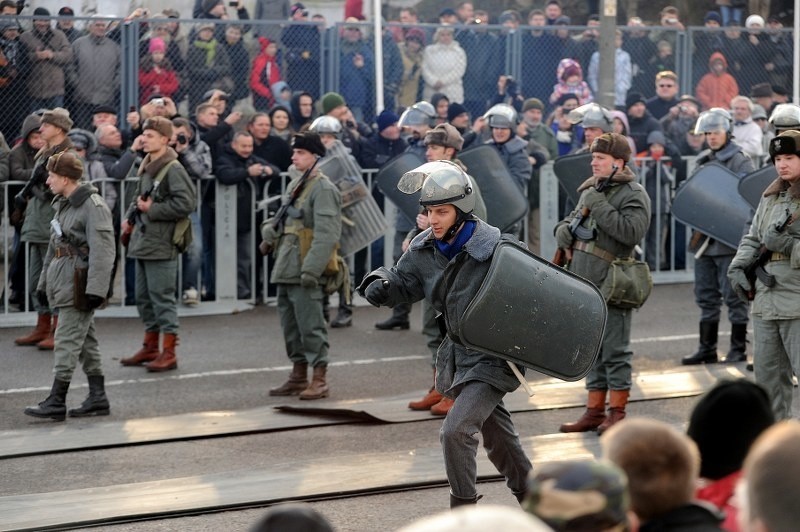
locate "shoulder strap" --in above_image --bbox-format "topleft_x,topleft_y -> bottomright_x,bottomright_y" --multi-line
153,159 -> 178,184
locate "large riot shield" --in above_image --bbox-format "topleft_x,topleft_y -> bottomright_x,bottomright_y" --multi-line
318,143 -> 388,256
458,145 -> 529,232
738,165 -> 777,210
671,162 -> 752,249
459,241 -> 607,381
553,152 -> 592,206
375,152 -> 427,221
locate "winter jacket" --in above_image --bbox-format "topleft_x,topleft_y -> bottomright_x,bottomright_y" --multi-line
250,38 -> 282,109
125,149 -> 196,261
21,138 -> 74,244
730,177 -> 800,320
269,169 -> 342,284
139,57 -> 179,105
696,53 -> 739,111
361,219 -> 524,396
639,502 -> 726,532
214,143 -> 274,232
421,40 -> 466,104
19,27 -> 72,99
486,136 -> 532,192
695,471 -> 742,532
556,165 -> 651,291
71,34 -> 120,106
38,183 -> 115,308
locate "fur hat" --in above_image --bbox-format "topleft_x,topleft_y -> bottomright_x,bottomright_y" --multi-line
591,132 -> 632,162
320,92 -> 346,115
291,131 -> 326,157
142,116 -> 173,139
769,130 -> 800,161
687,379 -> 774,479
41,107 -> 73,132
424,123 -> 464,151
46,151 -> 84,180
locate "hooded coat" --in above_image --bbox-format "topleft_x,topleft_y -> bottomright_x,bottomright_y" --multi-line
695,52 -> 739,110
250,37 -> 282,110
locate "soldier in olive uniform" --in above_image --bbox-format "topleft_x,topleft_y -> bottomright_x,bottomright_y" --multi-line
23,151 -> 115,421
14,108 -> 75,350
119,117 -> 196,372
262,132 -> 342,400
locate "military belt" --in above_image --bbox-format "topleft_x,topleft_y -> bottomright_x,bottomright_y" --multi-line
54,245 -> 87,258
573,241 -> 616,263
770,252 -> 789,262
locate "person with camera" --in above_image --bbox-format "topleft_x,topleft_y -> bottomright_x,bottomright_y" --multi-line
23,151 -> 116,421
119,117 -> 196,372
14,108 -> 75,350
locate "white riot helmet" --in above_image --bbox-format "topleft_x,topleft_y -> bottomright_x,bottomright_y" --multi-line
567,103 -> 613,132
483,103 -> 518,129
694,108 -> 733,135
398,101 -> 437,128
769,103 -> 800,132
309,115 -> 342,137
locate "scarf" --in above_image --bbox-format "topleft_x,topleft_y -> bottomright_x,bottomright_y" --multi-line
193,38 -> 216,67
435,220 -> 476,261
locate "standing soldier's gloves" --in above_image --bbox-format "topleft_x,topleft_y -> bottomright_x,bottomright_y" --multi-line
728,269 -> 751,302
86,295 -> 105,310
300,272 -> 318,289
365,280 -> 390,307
763,226 -> 796,256
582,187 -> 606,209
259,221 -> 280,255
555,224 -> 574,250
35,290 -> 48,308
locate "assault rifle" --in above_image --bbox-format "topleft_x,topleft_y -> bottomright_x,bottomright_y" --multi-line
744,208 -> 794,300
120,180 -> 162,247
269,157 -> 319,232
14,160 -> 50,211
553,165 -> 618,267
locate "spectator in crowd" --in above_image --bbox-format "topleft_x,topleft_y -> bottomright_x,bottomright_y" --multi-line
678,120 -> 706,157
646,40 -> 676,87
421,25 -> 466,105
400,505 -> 551,532
623,17 -> 659,98
544,0 -> 563,25
390,6 -> 423,44
430,92 -> 449,125
216,131 -> 275,300
687,379 -> 774,531
195,0 -> 251,45
268,106 -> 293,143
119,117 -> 196,372
549,58 -> 592,108
147,13 -> 188,102
269,80 -> 293,110
69,16 -> 120,130
22,150 -> 116,422
447,102 -> 483,152
696,53 -> 739,111
549,93 -> 583,156
521,98 -> 558,161
68,129 -> 112,207
0,18 -> 26,143
720,22 -> 749,90
650,5 -> 685,50
261,131 -> 340,400
520,98 -> 555,255
731,95 -> 764,164
186,22 -> 231,112
379,23 -> 404,115
139,37 -> 180,106
253,0 -> 290,42
250,503 -> 333,532
739,15 -> 773,90
20,7 -> 73,112
397,27 -> 424,110
565,14 -> 600,76
171,117 -> 211,307
716,0 -> 743,27
749,82 -> 774,116
14,108 -> 75,350
602,418 -> 726,531
359,108 -> 406,170
739,421 -> 800,532
625,92 -> 663,154
281,2 -> 320,100
682,108 -> 752,366
55,6 -> 84,43
522,460 -> 632,532
661,94 -> 701,150
219,24 -> 251,106
752,104 -> 772,161
194,102 -> 234,161
693,11 -> 724,85
587,29 -> 631,109
290,90 -> 314,131
338,18 -> 374,123
521,9 -> 562,106
318,91 -> 364,162
247,112 -> 292,193
455,1 -> 473,24
764,17 -> 792,91
456,13 -> 499,120
646,71 -> 680,121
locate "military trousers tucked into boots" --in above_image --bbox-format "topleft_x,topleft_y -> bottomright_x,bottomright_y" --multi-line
752,316 -> 800,420
586,306 -> 634,391
440,380 -> 532,501
54,306 -> 103,381
135,258 -> 179,334
277,283 -> 329,367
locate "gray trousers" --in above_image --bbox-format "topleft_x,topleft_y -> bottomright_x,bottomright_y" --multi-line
753,316 -> 800,420
53,306 -> 102,381
135,258 -> 179,334
694,254 -> 749,324
277,283 -> 329,367
440,380 -> 532,499
28,242 -> 51,315
586,305 -> 633,391
422,299 -> 442,364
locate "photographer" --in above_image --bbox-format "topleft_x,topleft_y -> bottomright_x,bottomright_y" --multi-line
487,74 -> 524,113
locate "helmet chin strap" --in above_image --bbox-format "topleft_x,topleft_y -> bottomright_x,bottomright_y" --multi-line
440,208 -> 468,241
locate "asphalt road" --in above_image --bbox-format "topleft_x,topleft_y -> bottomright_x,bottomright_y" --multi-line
0,283 -> 785,531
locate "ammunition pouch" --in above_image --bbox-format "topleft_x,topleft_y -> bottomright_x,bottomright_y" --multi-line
600,256 -> 653,309
172,217 -> 193,253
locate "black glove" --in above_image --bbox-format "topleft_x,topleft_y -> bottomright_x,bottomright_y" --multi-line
86,294 -> 105,310
763,226 -> 796,256
365,279 -> 390,307
35,290 -> 48,308
13,193 -> 27,211
728,268 -> 751,302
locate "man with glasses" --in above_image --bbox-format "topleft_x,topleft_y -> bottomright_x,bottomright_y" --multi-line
646,70 -> 680,120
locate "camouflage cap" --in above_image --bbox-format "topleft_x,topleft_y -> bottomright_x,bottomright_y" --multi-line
522,460 -> 629,531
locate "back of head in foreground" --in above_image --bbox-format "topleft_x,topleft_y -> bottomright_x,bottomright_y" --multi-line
740,420 -> 800,532
397,504 -> 553,532
600,418 -> 699,522
249,503 -> 333,532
